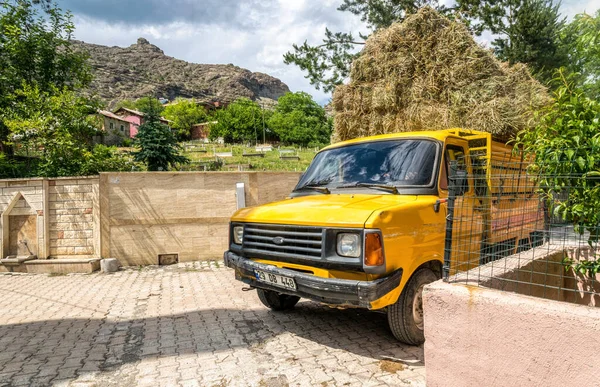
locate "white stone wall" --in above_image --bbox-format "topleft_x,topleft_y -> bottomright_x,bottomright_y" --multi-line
48,178 -> 99,256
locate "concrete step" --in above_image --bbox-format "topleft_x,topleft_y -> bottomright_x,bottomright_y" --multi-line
24,258 -> 101,274
0,255 -> 37,273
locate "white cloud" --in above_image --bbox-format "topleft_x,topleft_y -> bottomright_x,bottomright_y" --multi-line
69,1 -> 599,106
68,1 -> 367,105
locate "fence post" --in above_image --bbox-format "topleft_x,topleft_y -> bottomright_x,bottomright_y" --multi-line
443,161 -> 458,280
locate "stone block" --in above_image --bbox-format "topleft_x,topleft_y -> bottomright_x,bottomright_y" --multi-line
100,258 -> 119,273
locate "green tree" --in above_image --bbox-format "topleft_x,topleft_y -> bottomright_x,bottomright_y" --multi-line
458,0 -> 566,83
0,0 -> 91,154
516,69 -> 600,275
2,84 -> 132,176
209,98 -> 266,143
268,92 -> 332,147
163,98 -> 207,140
285,0 -> 570,90
114,97 -> 165,113
284,1 -> 447,92
133,103 -> 188,171
558,11 -> 600,99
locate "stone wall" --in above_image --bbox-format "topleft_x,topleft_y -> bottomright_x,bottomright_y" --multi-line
48,178 -> 100,257
100,172 -> 301,266
0,172 -> 300,265
0,179 -> 45,258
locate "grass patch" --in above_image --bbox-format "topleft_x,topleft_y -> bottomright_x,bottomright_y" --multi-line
178,144 -> 318,172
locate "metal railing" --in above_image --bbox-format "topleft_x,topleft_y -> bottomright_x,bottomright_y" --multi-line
443,155 -> 600,306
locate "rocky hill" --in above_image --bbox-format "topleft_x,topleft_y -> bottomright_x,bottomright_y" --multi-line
74,38 -> 290,108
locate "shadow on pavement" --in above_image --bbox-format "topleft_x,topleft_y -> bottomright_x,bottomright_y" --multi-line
0,298 -> 423,386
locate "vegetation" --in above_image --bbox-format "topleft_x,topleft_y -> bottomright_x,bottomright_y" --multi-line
209,98 -> 273,144
284,0 -> 449,92
268,92 -> 332,147
285,0 -> 577,90
0,0 -> 135,177
459,0 -> 566,83
115,96 -> 165,114
3,84 -> 135,177
208,93 -> 329,146
163,98 -> 208,140
178,143 -> 318,172
559,11 -> 600,99
133,104 -> 189,171
516,70 -> 600,276
0,0 -> 91,155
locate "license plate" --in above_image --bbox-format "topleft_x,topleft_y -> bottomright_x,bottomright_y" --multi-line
254,270 -> 297,291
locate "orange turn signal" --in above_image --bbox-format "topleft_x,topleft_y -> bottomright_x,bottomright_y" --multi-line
364,233 -> 384,266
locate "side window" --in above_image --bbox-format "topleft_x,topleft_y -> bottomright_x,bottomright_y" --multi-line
109,122 -> 114,130
440,145 -> 467,192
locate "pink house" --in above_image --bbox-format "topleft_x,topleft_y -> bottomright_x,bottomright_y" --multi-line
113,107 -> 171,138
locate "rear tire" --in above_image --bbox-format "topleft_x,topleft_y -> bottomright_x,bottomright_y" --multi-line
387,268 -> 438,345
257,289 -> 300,311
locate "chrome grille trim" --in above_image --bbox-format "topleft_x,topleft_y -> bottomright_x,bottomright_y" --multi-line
242,223 -> 324,260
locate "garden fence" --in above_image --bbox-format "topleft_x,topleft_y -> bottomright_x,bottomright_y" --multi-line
443,151 -> 600,305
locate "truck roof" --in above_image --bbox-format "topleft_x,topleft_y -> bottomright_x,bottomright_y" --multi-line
322,128 -> 493,151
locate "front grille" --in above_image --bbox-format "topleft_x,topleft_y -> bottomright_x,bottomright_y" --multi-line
242,224 -> 323,260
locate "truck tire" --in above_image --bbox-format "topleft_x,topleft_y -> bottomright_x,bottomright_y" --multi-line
257,289 -> 300,311
387,268 -> 438,345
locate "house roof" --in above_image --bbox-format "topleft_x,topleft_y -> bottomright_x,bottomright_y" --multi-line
98,110 -> 131,123
114,107 -> 145,117
192,121 -> 218,127
113,107 -> 172,123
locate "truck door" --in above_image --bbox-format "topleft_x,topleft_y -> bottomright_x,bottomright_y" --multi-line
439,139 -> 483,275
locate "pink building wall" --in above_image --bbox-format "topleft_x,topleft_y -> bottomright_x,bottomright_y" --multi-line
120,115 -> 141,138
424,280 -> 600,387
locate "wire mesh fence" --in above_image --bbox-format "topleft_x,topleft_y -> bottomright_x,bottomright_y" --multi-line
443,149 -> 600,307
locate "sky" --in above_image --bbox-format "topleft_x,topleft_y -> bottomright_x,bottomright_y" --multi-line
57,0 -> 600,106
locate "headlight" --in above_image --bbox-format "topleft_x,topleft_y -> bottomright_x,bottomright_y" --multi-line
233,226 -> 244,244
337,233 -> 361,257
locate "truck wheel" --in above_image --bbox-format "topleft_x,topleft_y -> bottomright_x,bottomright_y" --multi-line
257,289 -> 300,311
387,268 -> 438,345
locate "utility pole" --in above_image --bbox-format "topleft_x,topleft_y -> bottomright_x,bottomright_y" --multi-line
261,101 -> 266,145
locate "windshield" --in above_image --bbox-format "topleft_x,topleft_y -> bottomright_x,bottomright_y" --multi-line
296,139 -> 439,191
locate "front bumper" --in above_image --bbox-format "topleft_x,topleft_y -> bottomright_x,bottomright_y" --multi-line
224,251 -> 402,309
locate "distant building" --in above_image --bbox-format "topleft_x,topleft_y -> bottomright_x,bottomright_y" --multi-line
190,121 -> 217,142
113,107 -> 171,138
97,110 -> 132,145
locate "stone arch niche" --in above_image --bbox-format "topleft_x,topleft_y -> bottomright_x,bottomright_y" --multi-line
1,193 -> 40,259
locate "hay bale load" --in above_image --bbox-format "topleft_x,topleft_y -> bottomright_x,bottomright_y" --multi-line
333,7 -> 549,142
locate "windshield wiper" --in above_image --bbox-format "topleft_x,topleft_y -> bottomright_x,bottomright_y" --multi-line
294,182 -> 331,194
338,182 -> 399,194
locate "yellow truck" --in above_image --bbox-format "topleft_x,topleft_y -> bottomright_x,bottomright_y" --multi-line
224,129 -> 542,345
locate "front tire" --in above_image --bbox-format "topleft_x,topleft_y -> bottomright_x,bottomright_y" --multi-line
257,289 -> 300,311
387,268 -> 438,345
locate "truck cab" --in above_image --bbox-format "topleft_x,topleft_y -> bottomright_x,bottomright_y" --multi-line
224,129 -> 498,345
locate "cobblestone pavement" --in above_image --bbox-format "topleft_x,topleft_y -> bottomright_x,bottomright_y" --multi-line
0,262 -> 425,387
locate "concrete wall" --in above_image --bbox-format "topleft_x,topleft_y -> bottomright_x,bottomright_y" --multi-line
99,172 -> 300,266
424,280 -> 600,387
0,172 -> 300,265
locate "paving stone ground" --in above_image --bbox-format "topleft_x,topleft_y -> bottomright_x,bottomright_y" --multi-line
0,262 -> 426,387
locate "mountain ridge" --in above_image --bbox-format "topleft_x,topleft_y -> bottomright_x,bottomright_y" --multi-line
74,38 -> 291,108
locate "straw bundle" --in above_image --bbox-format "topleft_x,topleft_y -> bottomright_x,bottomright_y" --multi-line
333,7 -> 549,142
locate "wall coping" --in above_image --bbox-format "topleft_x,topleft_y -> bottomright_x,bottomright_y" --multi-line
426,280 -> 600,318
0,176 -> 99,183
99,171 -> 302,175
